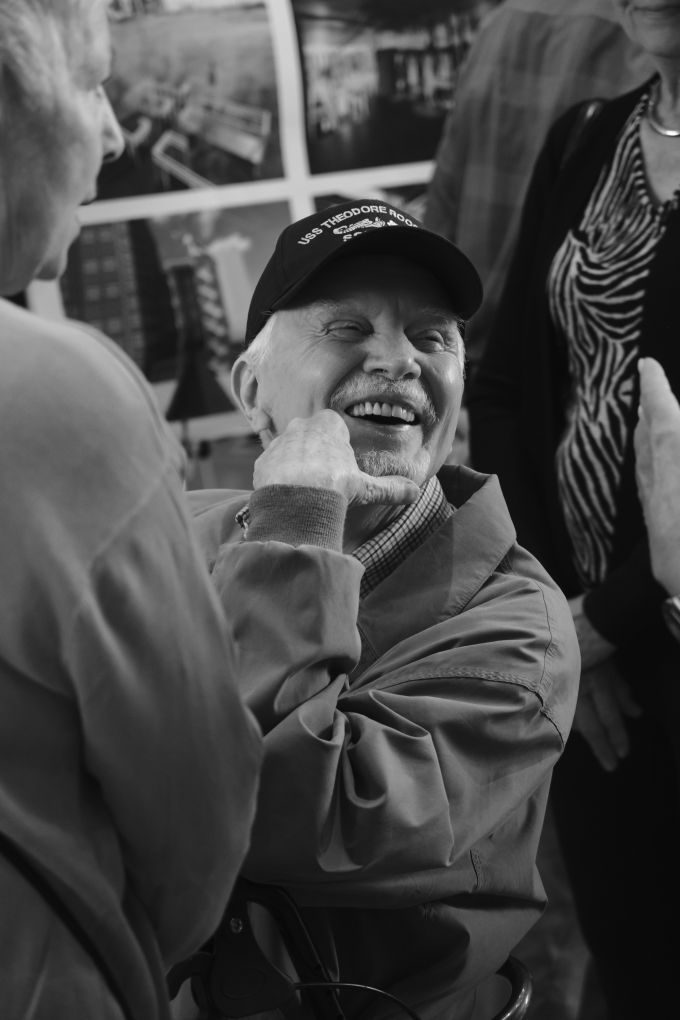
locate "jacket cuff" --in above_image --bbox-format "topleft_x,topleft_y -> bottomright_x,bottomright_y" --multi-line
246,485 -> 347,550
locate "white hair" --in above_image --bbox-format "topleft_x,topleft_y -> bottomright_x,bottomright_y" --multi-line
240,312 -> 279,370
0,0 -> 103,120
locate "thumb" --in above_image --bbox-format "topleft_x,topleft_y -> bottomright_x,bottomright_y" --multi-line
352,473 -> 421,506
639,357 -> 678,426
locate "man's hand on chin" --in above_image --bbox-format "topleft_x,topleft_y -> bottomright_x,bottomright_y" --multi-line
253,409 -> 420,507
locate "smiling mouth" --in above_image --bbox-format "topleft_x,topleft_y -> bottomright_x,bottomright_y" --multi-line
345,400 -> 419,426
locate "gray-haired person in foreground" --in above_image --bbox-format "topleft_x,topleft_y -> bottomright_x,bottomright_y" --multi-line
0,4 -> 261,1019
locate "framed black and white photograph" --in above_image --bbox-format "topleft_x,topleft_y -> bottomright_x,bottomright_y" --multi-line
101,0 -> 283,199
58,200 -> 292,384
291,0 -> 490,175
314,182 -> 430,221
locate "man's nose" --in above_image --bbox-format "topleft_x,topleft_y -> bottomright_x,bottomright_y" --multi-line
362,332 -> 421,380
101,94 -> 126,164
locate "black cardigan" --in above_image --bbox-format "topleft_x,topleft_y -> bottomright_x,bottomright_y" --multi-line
468,79 -> 680,647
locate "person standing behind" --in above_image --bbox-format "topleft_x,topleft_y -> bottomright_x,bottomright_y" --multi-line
635,358 -> 680,615
0,3 -> 261,1020
427,10 -> 649,1014
424,0 -> 651,374
634,356 -> 680,851
469,2 -> 680,1015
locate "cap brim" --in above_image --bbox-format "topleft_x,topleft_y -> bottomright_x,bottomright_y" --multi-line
269,225 -> 483,321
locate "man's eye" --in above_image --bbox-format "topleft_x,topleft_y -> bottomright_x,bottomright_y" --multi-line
328,321 -> 368,337
412,331 -> 449,351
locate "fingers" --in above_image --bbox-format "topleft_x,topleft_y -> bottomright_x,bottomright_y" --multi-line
638,357 -> 680,429
590,681 -> 631,763
254,412 -> 421,507
574,662 -> 641,773
615,677 -> 642,720
633,411 -> 652,497
314,408 -> 352,437
573,696 -> 620,773
353,473 -> 421,506
569,595 -> 616,671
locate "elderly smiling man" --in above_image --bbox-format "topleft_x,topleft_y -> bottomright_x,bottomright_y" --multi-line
190,200 -> 580,1019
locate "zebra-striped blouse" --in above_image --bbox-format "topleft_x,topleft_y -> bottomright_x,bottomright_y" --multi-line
549,91 -> 680,589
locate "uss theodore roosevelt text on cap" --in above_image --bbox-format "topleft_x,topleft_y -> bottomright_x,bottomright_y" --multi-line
245,199 -> 484,345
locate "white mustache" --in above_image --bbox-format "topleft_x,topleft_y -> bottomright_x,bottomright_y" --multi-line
330,379 -> 437,427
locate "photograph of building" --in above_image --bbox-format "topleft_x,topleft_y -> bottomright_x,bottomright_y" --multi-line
59,201 -> 291,383
292,0 -> 496,174
100,0 -> 282,199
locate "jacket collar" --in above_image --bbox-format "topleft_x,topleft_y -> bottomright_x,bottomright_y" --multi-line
355,465 -> 516,672
188,466 -> 518,672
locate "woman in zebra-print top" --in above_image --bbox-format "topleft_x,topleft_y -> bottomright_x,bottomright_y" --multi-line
551,88 -> 676,590
469,3 -> 680,1018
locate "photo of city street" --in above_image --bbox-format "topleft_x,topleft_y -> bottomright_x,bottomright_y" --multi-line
292,0 -> 488,174
100,0 -> 282,199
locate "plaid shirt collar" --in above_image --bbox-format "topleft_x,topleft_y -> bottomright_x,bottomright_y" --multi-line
353,475 -> 453,599
236,476 -> 453,599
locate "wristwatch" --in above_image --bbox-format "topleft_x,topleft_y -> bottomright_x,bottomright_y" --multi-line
661,595 -> 680,643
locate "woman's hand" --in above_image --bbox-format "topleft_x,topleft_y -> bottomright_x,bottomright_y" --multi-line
572,658 -> 642,772
568,595 -> 641,770
635,357 -> 680,595
568,593 -> 616,671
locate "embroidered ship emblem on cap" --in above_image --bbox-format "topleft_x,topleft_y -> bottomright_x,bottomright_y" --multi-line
333,217 -> 389,240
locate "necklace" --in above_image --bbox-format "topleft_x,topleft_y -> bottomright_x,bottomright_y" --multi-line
646,81 -> 680,138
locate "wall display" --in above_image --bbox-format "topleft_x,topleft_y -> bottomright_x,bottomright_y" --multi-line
30,0 -> 497,441
59,201 -> 291,381
314,184 -> 430,221
102,0 -> 282,199
291,0 -> 484,175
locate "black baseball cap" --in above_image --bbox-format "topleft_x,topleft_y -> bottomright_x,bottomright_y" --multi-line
245,199 -> 483,345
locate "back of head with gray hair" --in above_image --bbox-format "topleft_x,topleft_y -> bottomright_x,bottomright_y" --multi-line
0,0 -> 103,120
0,0 -> 110,294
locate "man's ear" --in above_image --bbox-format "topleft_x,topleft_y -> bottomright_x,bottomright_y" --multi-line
231,356 -> 273,437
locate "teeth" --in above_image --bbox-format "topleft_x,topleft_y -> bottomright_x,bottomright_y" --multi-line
346,401 -> 416,422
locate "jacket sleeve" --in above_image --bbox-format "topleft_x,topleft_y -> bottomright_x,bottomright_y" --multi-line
467,107 -> 580,564
210,486 -> 574,904
67,473 -> 262,964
